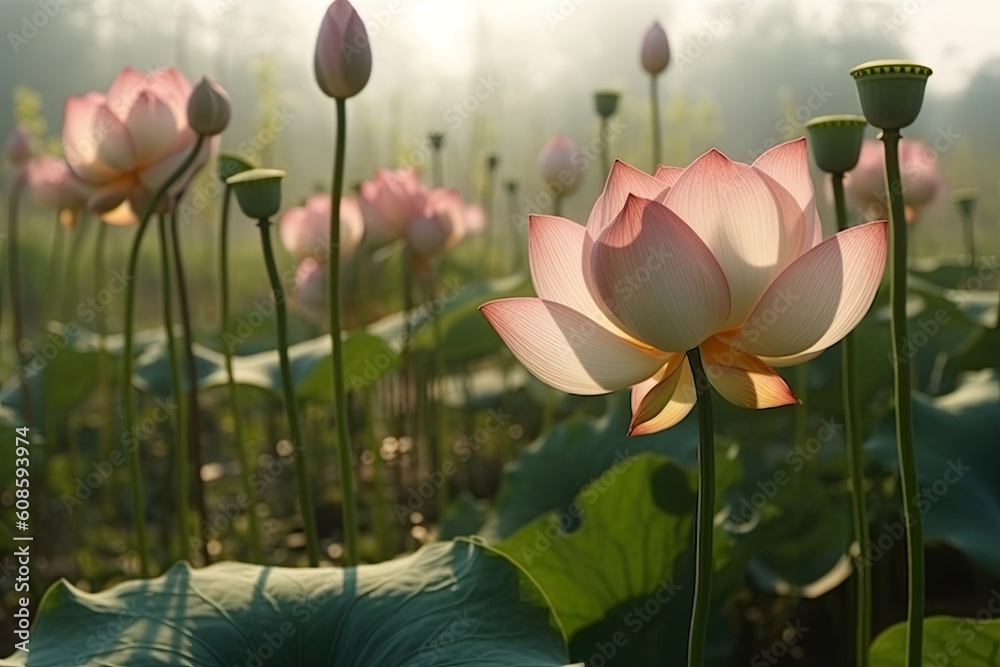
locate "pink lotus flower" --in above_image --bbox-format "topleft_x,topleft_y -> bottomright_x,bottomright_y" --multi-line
25,155 -> 89,218
406,187 -> 469,257
293,257 -> 327,323
641,21 -> 671,76
538,135 -> 585,196
314,0 -> 372,99
845,138 -> 945,224
480,139 -> 887,436
62,66 -> 215,224
279,193 -> 364,260
359,168 -> 428,242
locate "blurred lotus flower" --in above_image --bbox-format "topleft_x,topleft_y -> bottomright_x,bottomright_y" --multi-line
25,155 -> 89,220
844,138 -> 945,223
538,134 -> 585,196
187,76 -> 231,136
294,256 -> 328,322
358,168 -> 428,241
279,193 -> 364,260
481,139 -> 888,436
407,188 -> 467,257
464,203 -> 486,236
641,21 -> 670,76
5,126 -> 31,165
314,0 -> 372,99
62,66 -> 216,224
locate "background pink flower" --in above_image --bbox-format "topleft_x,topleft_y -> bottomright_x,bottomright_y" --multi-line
844,138 -> 946,224
279,193 -> 365,260
25,155 -> 90,219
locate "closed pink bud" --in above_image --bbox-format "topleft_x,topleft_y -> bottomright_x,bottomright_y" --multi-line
641,21 -> 670,76
314,0 -> 372,99
538,135 -> 585,195
187,76 -> 231,136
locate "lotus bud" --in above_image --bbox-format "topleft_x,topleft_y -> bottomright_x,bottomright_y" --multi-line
850,60 -> 932,130
429,131 -> 445,151
804,115 -> 867,174
314,0 -> 372,99
187,77 -> 231,136
5,126 -> 31,165
227,168 -> 286,220
538,134 -> 584,196
594,91 -> 620,119
640,22 -> 670,76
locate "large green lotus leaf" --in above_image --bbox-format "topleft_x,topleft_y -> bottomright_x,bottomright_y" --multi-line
871,615 -> 1000,666
865,370 -> 1000,576
486,392 -> 703,540
493,454 -> 739,666
131,330 -> 398,401
0,541 -> 577,667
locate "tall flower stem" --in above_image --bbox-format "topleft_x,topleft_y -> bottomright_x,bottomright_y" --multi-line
120,134 -> 204,577
41,217 -> 66,328
62,215 -> 89,315
257,217 -> 320,566
650,74 -> 662,169
599,117 -> 610,176
685,347 -> 714,667
328,97 -> 360,566
959,208 -> 975,270
168,211 -> 210,564
219,182 -> 263,563
7,177 -> 32,425
833,172 -> 871,667
880,128 -> 923,666
157,214 -> 189,560
94,221 -> 113,461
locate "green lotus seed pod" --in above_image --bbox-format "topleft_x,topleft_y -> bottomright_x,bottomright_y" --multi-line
227,168 -> 286,220
804,114 -> 867,174
594,91 -> 620,119
849,60 -> 932,130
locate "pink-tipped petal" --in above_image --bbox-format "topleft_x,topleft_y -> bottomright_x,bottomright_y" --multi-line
125,92 -> 180,166
654,164 -> 684,187
629,356 -> 696,436
589,195 -> 730,352
93,105 -> 137,172
528,214 -> 623,333
700,337 -> 799,409
146,67 -> 194,127
752,138 -> 823,252
63,93 -> 118,184
734,220 -> 888,358
586,159 -> 672,239
479,298 -> 665,395
664,148 -> 804,328
105,67 -> 147,120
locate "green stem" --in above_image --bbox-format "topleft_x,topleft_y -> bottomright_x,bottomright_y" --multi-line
429,269 -> 448,511
41,216 -> 65,328
168,211 -> 209,564
880,128 -> 923,667
258,217 -> 320,566
219,183 -> 263,563
158,214 -> 189,560
960,210 -> 975,270
599,117 -> 610,177
650,74 -> 662,169
94,220 -> 113,462
685,347 -> 714,667
328,96 -> 360,565
7,178 -> 33,432
553,194 -> 562,219
833,172 -> 871,667
120,134 -> 205,577
62,215 -> 89,316
431,147 -> 443,188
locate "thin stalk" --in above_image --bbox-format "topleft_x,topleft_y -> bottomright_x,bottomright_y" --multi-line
428,268 -> 448,511
158,214 -> 189,560
167,212 -> 209,564
552,194 -> 563,219
219,183 -> 263,563
257,217 -> 320,566
62,215 -> 89,315
834,172 -> 871,667
40,216 -> 65,328
94,220 -> 117,521
960,209 -> 975,270
120,134 -> 205,577
685,347 -> 715,667
328,97 -> 360,565
650,74 -> 662,169
880,129 -> 923,667
431,147 -> 443,188
599,117 -> 609,176
7,177 -> 32,428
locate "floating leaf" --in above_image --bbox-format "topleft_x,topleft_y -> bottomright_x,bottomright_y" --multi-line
871,615 -> 1000,666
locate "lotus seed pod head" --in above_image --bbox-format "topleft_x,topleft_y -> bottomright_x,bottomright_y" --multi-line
227,168 -> 286,220
187,77 -> 231,136
641,21 -> 670,76
594,91 -> 620,119
850,60 -> 932,130
804,115 -> 867,174
314,0 -> 372,99
217,151 -> 257,183
429,132 -> 445,150
487,154 -> 499,172
952,188 -> 978,219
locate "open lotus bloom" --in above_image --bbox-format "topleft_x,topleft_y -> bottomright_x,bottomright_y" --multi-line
279,193 -> 364,260
25,155 -> 90,216
844,138 -> 945,224
407,187 -> 470,257
480,138 -> 888,436
62,66 -> 216,224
